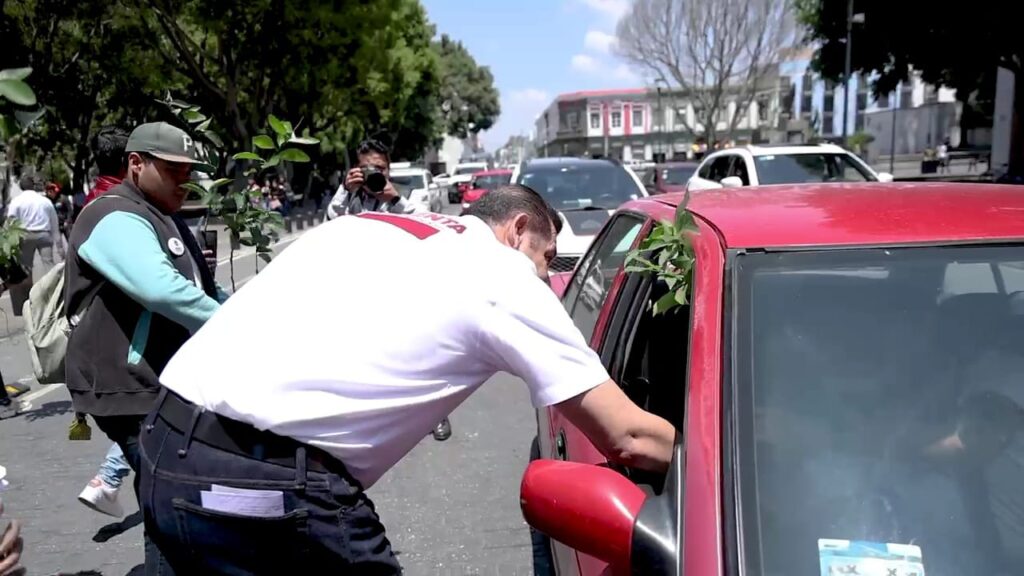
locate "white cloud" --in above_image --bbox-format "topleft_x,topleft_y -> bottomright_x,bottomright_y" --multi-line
571,54 -> 600,73
510,88 -> 550,104
577,0 -> 630,21
583,29 -> 618,54
612,63 -> 640,82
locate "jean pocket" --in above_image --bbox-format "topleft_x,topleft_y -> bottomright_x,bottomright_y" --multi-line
172,497 -> 310,573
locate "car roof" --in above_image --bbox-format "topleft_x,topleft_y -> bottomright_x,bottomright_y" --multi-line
656,161 -> 700,168
725,143 -> 848,156
472,169 -> 512,176
632,183 -> 1024,248
523,157 -> 620,168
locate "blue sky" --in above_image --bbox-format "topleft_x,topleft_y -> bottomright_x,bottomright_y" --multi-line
421,0 -> 642,151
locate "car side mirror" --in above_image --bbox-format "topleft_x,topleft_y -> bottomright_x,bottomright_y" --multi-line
521,460 -> 646,572
876,172 -> 894,183
720,176 -> 744,188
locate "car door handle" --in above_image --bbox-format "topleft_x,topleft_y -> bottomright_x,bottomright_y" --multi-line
554,429 -> 568,460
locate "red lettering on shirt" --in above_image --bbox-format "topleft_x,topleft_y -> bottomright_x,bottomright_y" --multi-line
410,213 -> 466,234
358,213 -> 439,239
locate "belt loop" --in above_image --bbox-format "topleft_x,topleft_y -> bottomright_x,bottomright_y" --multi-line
145,388 -> 168,433
295,446 -> 307,490
177,405 -> 203,458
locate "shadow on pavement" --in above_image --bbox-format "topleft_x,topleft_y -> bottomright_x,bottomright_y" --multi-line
93,511 -> 143,543
22,400 -> 73,422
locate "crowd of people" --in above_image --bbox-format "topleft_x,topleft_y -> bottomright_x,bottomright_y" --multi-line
0,118 -> 677,576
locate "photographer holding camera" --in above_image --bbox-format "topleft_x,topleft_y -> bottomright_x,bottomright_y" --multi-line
325,138 -> 419,220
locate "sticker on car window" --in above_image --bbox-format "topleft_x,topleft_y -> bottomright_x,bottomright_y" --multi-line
762,155 -> 776,161
818,539 -> 924,576
578,198 -> 593,207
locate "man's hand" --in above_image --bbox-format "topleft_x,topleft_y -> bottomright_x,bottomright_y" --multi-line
0,502 -> 24,576
376,181 -> 399,204
344,168 -> 365,194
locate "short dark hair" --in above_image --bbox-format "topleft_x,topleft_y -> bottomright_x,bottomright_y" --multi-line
92,126 -> 129,176
356,138 -> 390,165
461,184 -> 562,238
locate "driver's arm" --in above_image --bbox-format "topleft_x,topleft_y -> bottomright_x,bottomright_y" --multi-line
557,380 -> 674,472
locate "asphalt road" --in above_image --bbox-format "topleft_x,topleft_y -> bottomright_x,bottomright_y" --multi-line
0,201 -> 538,575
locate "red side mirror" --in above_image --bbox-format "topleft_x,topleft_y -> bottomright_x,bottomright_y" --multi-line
521,460 -> 646,572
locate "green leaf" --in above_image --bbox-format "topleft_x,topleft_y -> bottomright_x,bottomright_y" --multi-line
168,98 -> 193,109
196,118 -> 212,132
258,252 -> 273,264
209,178 -> 232,190
232,152 -> 263,161
278,148 -> 310,163
0,79 -> 37,106
239,237 -> 255,247
674,287 -> 688,307
0,68 -> 31,81
288,135 -> 321,145
281,120 -> 293,134
204,130 -> 224,149
262,154 -> 281,169
181,182 -> 207,196
652,291 -> 680,316
268,115 -> 288,136
252,135 -> 275,150
183,109 -> 207,123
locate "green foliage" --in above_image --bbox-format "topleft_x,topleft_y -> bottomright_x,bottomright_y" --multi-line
624,200 -> 698,316
0,66 -> 39,269
848,131 -> 875,154
434,34 -> 501,139
165,98 -> 318,288
0,218 -> 26,266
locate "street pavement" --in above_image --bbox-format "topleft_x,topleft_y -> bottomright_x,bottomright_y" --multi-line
0,200 -> 538,575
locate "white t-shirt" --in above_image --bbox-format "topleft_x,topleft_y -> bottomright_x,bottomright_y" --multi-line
160,213 -> 609,488
7,190 -> 58,234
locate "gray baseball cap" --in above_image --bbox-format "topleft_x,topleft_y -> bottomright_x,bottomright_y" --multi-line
125,122 -> 214,173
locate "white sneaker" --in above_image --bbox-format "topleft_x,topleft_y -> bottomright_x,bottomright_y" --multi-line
0,400 -> 30,420
78,476 -> 124,518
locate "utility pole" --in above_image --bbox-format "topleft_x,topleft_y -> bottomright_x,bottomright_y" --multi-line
842,0 -> 853,147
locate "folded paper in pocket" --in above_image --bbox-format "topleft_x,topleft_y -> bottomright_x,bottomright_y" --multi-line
200,484 -> 285,518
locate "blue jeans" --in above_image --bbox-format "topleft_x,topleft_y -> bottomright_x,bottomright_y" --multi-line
139,404 -> 401,575
97,443 -> 132,489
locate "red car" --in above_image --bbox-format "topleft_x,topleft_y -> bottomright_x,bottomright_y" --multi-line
524,183 -> 1024,575
460,169 -> 512,208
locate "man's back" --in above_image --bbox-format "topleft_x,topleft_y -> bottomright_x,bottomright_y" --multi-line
162,212 -> 600,487
9,190 -> 55,232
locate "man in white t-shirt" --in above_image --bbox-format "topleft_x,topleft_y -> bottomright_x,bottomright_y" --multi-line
6,174 -> 63,314
138,184 -> 676,574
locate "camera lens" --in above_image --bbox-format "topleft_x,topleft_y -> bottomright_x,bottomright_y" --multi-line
365,171 -> 387,193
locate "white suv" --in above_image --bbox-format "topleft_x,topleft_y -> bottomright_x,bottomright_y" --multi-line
687,144 -> 893,191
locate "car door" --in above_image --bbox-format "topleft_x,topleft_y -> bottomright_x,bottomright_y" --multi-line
687,154 -> 734,191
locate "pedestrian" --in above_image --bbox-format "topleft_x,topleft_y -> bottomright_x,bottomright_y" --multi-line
6,174 -> 63,316
139,184 -> 677,574
84,126 -> 129,206
324,138 -> 449,440
78,443 -> 130,517
64,121 -> 228,571
938,137 -> 951,174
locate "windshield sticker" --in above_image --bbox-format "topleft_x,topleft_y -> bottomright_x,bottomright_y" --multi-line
818,539 -> 924,576
577,198 -> 593,208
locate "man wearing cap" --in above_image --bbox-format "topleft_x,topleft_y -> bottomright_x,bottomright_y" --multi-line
64,121 -> 226,570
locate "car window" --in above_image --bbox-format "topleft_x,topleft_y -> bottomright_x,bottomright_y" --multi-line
520,164 -> 643,211
390,174 -> 425,198
563,215 -> 645,343
662,165 -> 696,186
753,153 -> 873,185
729,157 -> 751,185
708,155 -> 734,182
473,173 -> 511,191
734,244 -> 1024,576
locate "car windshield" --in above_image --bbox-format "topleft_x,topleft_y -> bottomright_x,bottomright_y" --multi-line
390,174 -> 425,198
473,173 -> 510,191
517,164 -> 641,210
455,166 -> 485,176
662,165 -> 696,185
734,245 -> 1024,576
754,153 -> 874,185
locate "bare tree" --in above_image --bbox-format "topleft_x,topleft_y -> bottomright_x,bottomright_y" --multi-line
617,0 -> 793,144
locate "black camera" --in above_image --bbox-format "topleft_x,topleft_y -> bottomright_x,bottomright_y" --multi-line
361,166 -> 388,194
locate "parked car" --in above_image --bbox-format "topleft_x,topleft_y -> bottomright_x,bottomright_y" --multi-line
448,161 -> 490,203
524,182 -> 1024,575
641,161 -> 700,195
460,169 -> 513,208
687,143 -> 894,191
390,166 -> 442,212
511,157 -> 646,274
